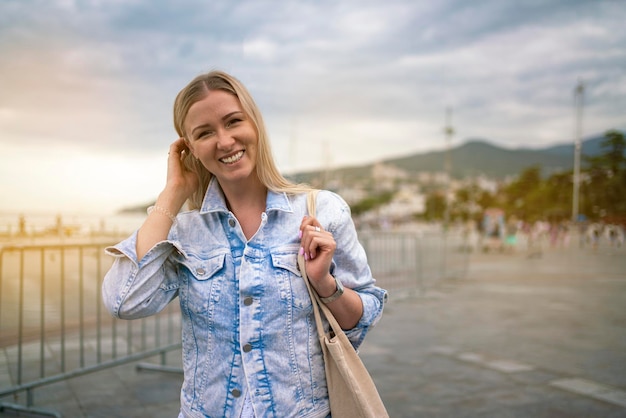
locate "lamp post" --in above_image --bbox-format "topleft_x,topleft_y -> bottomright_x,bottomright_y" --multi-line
443,107 -> 454,230
572,80 -> 584,223
441,107 -> 454,280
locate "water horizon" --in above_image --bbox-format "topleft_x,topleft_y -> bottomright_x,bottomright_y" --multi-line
0,209 -> 147,239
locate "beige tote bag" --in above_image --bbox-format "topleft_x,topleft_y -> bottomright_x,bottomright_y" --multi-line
297,190 -> 389,418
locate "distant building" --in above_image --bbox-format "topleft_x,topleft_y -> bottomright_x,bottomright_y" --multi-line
372,162 -> 409,180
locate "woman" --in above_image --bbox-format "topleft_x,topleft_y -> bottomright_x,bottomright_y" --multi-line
102,70 -> 387,418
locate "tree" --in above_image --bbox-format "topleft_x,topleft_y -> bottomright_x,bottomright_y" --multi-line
500,165 -> 544,220
350,191 -> 394,216
583,130 -> 626,219
585,130 -> 625,172
424,193 -> 446,221
543,172 -> 573,221
451,183 -> 495,222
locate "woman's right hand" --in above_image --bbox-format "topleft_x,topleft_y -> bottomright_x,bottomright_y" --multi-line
165,137 -> 199,202
136,138 -> 200,261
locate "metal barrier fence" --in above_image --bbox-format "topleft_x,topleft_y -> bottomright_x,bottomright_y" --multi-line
0,230 -> 468,416
360,229 -> 470,295
0,242 -> 181,417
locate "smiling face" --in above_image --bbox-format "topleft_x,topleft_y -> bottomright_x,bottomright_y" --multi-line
184,89 -> 259,189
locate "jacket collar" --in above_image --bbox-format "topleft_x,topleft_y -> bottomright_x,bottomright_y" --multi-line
199,177 -> 293,215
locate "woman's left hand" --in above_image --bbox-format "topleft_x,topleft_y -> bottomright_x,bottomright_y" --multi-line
299,216 -> 336,285
299,215 -> 364,329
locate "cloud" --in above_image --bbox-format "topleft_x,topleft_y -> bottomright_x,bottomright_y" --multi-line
0,0 -> 625,213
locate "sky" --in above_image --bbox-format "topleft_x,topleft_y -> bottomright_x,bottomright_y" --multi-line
1,0 -> 625,215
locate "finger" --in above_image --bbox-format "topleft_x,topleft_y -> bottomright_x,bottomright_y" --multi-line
300,216 -> 323,232
308,236 -> 319,260
299,217 -> 315,259
299,217 -> 322,243
304,234 -> 336,279
299,215 -> 313,232
306,225 -> 322,259
169,138 -> 187,156
304,227 -> 328,260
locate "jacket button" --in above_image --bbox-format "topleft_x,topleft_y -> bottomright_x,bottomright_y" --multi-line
243,297 -> 253,306
243,343 -> 252,352
231,389 -> 241,397
196,268 -> 205,276
228,218 -> 236,227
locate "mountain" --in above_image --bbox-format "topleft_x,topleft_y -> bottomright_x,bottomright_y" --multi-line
290,133 -> 616,183
387,139 -> 573,179
118,132 -> 620,213
539,134 -> 607,157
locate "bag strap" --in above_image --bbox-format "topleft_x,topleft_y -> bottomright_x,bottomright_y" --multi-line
298,190 -> 345,341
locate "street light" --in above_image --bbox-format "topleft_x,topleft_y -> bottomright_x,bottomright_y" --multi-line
443,107 -> 454,230
441,107 -> 455,280
572,80 -> 584,223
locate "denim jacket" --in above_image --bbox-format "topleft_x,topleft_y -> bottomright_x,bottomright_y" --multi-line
102,180 -> 387,418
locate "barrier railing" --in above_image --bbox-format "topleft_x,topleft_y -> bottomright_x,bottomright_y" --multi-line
0,230 -> 468,416
0,242 -> 181,417
360,229 -> 469,295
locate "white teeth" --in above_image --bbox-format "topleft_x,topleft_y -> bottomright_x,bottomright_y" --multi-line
220,151 -> 244,164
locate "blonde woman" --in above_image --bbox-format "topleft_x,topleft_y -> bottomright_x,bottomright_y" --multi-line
103,70 -> 387,418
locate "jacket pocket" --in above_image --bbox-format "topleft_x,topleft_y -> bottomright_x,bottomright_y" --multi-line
179,252 -> 226,315
270,246 -> 312,311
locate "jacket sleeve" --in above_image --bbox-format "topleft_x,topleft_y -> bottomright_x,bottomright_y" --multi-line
322,192 -> 388,349
102,231 -> 181,320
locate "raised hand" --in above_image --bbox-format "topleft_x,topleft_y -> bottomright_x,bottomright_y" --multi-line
165,137 -> 199,204
299,216 -> 336,291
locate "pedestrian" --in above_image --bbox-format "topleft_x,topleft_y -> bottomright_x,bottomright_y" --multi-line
606,224 -> 624,249
587,223 -> 601,252
102,70 -> 387,417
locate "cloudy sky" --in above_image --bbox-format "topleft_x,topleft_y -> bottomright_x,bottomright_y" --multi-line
1,0 -> 625,215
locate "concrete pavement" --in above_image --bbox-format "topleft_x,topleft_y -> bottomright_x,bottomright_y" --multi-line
2,242 -> 626,417
363,244 -> 626,417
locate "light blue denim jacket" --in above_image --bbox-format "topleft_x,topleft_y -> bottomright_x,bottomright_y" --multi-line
102,180 -> 387,418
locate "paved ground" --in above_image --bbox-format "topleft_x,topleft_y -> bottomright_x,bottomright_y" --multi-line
365,244 -> 626,418
1,241 -> 625,417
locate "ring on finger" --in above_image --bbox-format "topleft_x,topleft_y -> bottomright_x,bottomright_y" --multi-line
314,226 -> 321,232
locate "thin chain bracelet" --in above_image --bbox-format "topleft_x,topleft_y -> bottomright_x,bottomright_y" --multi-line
147,205 -> 178,225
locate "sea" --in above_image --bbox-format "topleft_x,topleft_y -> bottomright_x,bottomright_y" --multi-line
0,210 -> 147,239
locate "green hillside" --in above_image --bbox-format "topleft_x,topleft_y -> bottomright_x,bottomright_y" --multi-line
290,135 -> 610,183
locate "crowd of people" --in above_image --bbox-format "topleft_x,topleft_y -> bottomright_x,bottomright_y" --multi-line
464,215 -> 625,256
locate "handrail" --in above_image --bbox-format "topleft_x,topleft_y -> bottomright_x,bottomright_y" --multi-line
0,242 -> 182,417
0,231 -> 468,416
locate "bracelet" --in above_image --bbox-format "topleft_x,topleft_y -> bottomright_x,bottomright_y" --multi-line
147,205 -> 178,225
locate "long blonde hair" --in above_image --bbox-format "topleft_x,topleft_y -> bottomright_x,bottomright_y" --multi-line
173,70 -> 310,209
